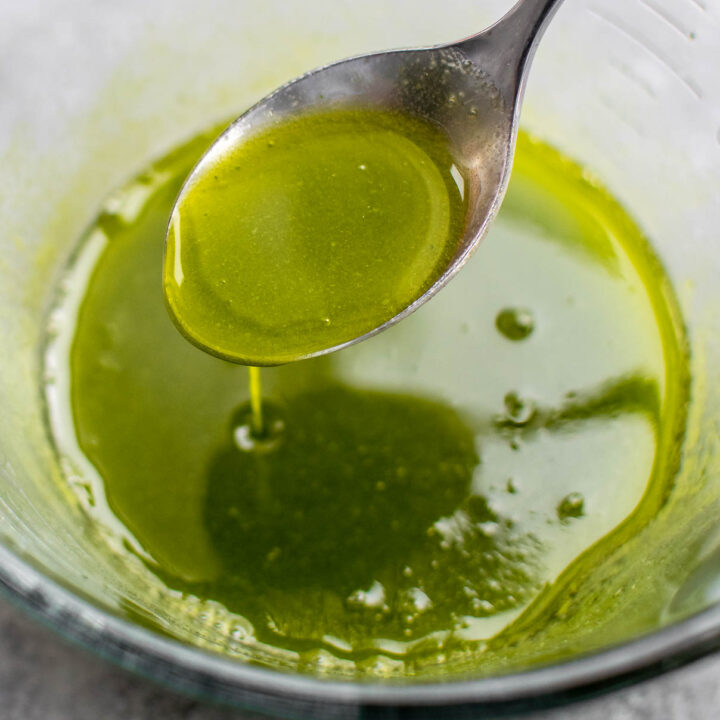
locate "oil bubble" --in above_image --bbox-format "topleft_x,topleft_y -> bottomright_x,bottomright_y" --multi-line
495,307 -> 535,341
557,492 -> 585,521
400,587 -> 433,614
346,580 -> 386,610
502,392 -> 537,426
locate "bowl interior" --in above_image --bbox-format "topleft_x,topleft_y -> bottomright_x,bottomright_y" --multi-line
1,0 -> 720,709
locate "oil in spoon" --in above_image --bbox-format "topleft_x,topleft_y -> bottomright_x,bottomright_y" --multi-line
163,108 -> 468,366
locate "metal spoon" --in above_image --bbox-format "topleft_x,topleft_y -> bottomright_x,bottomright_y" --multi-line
167,0 -> 564,361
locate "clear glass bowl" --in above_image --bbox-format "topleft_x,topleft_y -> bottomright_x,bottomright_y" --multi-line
1,0 -> 720,716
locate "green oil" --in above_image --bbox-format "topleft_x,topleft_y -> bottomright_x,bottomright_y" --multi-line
46,128 -> 688,676
163,109 -> 467,365
248,366 -> 263,437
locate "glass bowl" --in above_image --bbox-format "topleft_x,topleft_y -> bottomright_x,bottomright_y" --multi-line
1,0 -> 720,716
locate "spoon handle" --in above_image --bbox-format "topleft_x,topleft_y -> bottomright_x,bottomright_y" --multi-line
455,0 -> 565,96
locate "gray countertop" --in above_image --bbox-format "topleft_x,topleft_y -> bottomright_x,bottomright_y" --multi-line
1,599 -> 719,720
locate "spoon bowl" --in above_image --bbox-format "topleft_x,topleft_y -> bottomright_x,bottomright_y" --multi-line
166,0 -> 564,363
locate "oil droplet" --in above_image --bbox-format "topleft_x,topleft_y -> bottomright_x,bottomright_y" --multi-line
557,492 -> 585,521
298,649 -> 336,672
346,580 -> 386,610
495,307 -> 535,341
356,655 -> 404,676
503,392 -> 537,426
401,587 -> 433,614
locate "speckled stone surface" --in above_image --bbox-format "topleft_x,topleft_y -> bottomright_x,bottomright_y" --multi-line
1,598 -> 719,720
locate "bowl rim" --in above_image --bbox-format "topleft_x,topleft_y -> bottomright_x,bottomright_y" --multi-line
1,539 -> 720,717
